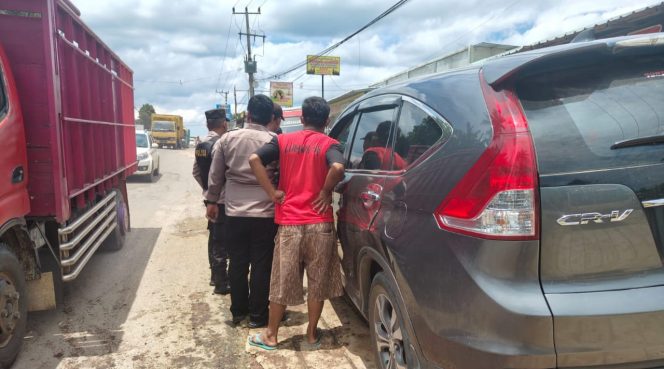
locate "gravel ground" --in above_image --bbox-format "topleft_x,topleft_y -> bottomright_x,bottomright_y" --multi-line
13,148 -> 375,369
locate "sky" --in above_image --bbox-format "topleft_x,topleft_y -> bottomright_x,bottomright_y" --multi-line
71,0 -> 661,137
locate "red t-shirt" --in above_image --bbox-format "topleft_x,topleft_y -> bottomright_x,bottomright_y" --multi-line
364,147 -> 407,170
275,130 -> 339,225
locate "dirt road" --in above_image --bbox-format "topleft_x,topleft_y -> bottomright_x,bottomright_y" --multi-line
14,148 -> 375,369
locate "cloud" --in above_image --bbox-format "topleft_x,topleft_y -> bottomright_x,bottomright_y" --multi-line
70,0 -> 661,137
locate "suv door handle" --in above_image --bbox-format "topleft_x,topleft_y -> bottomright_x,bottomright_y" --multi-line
360,190 -> 381,208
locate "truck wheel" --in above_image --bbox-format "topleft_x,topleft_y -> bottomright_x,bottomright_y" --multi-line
103,191 -> 128,251
368,273 -> 421,369
0,243 -> 27,368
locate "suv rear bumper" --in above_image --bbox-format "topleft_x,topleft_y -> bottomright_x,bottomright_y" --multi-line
394,222 -> 556,369
546,285 -> 664,368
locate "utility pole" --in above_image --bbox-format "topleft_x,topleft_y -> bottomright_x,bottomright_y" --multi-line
233,85 -> 238,120
233,7 -> 265,98
216,89 -> 229,105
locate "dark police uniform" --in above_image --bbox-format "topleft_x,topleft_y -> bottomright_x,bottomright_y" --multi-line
192,109 -> 229,294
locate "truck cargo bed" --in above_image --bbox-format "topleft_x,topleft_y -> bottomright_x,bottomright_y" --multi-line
0,0 -> 136,223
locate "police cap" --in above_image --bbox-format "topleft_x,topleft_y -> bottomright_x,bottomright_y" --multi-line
205,108 -> 226,121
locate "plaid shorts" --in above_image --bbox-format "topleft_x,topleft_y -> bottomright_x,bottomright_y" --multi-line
269,222 -> 344,306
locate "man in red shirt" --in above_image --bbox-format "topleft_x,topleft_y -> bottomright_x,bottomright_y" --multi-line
248,96 -> 345,350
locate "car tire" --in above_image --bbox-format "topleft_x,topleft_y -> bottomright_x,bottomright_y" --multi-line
368,272 -> 421,369
153,160 -> 160,176
0,243 -> 27,368
102,190 -> 128,251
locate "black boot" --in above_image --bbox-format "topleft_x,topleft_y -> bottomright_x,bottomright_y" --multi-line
209,270 -> 216,286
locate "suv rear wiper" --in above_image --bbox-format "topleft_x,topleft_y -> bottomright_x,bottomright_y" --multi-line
611,134 -> 664,150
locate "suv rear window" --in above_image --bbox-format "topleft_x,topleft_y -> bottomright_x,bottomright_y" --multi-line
517,55 -> 664,175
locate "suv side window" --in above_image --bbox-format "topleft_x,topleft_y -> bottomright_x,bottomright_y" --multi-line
331,112 -> 359,163
393,100 -> 450,168
349,108 -> 397,170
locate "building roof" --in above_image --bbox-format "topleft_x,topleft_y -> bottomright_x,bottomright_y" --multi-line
370,42 -> 517,87
521,2 -> 664,51
328,88 -> 374,104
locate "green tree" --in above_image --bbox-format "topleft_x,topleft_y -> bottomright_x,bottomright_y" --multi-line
137,103 -> 155,130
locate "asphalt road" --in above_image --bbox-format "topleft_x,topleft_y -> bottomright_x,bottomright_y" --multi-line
13,148 -> 375,369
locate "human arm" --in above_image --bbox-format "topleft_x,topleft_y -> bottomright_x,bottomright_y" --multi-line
205,139 -> 226,220
249,136 -> 283,203
192,160 -> 204,189
249,154 -> 284,204
312,162 -> 345,214
312,144 -> 346,214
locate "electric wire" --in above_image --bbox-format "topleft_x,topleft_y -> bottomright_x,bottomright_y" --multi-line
259,0 -> 412,81
219,37 -> 243,93
422,0 -> 524,61
215,14 -> 236,91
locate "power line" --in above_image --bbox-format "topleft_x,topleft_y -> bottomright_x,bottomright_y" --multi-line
215,15 -> 235,91
259,0 -> 412,81
422,0 -> 524,61
220,38 -> 243,93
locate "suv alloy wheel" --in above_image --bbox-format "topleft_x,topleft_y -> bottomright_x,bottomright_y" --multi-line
369,272 -> 420,369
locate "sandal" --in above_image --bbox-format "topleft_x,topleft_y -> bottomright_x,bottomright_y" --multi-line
248,333 -> 277,351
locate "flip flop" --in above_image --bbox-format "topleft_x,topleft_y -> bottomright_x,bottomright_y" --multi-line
248,333 -> 277,351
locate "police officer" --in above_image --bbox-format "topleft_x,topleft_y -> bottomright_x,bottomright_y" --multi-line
193,108 -> 230,294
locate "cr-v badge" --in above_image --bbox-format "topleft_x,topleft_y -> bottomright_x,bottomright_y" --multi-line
557,209 -> 633,226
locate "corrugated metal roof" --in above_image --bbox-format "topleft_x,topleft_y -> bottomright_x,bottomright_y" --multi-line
521,2 -> 664,51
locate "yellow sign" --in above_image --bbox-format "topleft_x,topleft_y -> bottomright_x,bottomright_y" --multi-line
270,82 -> 294,107
306,55 -> 340,76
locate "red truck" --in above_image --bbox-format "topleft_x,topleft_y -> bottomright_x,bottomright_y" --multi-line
281,107 -> 303,133
0,0 -> 136,364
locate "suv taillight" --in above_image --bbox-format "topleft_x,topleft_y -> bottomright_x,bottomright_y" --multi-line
434,71 -> 539,240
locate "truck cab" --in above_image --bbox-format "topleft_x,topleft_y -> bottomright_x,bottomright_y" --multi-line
151,113 -> 185,149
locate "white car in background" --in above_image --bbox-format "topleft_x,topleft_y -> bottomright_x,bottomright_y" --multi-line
135,130 -> 160,181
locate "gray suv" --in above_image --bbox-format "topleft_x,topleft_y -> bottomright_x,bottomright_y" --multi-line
330,33 -> 664,369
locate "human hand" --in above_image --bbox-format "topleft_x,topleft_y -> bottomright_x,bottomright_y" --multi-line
206,204 -> 218,221
312,190 -> 333,214
272,190 -> 285,204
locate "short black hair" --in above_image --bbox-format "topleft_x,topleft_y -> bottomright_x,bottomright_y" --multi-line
207,119 -> 224,131
273,103 -> 283,120
247,94 -> 274,126
205,108 -> 226,131
302,96 -> 330,129
375,121 -> 392,145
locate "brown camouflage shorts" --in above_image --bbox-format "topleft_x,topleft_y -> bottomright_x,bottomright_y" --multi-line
269,223 -> 344,306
